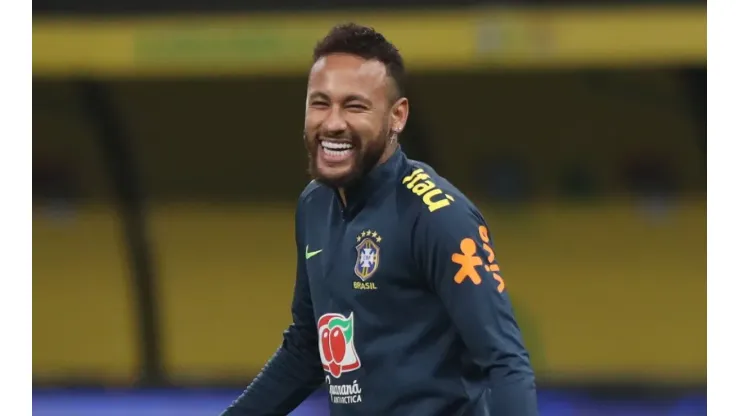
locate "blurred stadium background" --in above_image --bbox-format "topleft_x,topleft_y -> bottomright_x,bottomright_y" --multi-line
32,0 -> 706,415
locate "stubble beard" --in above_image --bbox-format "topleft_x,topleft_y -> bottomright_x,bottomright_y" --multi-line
304,126 -> 390,189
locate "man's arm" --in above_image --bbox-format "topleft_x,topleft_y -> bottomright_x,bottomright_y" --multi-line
221,207 -> 325,415
412,202 -> 538,415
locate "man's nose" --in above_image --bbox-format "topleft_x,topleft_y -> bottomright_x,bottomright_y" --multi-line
323,106 -> 348,136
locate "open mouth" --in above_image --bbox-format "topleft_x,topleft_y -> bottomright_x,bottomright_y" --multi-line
320,139 -> 355,161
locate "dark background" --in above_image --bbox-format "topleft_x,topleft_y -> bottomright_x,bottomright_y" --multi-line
33,0 -> 706,15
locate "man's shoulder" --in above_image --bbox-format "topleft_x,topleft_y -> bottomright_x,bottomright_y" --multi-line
401,159 -> 480,221
297,180 -> 330,206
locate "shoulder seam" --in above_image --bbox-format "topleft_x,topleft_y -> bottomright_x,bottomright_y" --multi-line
298,179 -> 323,202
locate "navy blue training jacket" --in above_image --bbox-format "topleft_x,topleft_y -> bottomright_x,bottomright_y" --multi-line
222,148 -> 537,416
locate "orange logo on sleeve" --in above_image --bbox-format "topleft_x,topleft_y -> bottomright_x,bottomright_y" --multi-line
450,225 -> 506,293
451,238 -> 483,285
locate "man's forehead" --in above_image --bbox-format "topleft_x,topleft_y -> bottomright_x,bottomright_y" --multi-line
308,54 -> 389,92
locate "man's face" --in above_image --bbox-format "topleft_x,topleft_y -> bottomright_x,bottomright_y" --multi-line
304,53 -> 404,188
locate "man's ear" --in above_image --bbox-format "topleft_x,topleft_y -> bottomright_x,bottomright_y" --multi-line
390,97 -> 409,135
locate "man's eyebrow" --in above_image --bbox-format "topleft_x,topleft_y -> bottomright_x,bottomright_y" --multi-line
308,92 -> 373,106
308,91 -> 331,101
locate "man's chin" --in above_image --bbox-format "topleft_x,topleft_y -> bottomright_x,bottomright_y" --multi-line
314,164 -> 359,188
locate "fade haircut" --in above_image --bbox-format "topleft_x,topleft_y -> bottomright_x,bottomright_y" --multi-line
313,23 -> 406,101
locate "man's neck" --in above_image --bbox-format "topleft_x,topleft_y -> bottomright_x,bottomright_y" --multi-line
338,188 -> 347,207
337,142 -> 398,207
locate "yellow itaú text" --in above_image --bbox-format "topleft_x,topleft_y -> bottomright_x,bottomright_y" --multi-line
402,168 -> 455,212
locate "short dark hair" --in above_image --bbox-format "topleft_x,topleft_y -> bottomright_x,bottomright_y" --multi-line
313,23 -> 406,100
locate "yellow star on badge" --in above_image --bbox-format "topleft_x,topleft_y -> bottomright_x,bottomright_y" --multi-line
356,235 -> 361,242
371,231 -> 378,238
361,231 -> 367,237
376,236 -> 382,242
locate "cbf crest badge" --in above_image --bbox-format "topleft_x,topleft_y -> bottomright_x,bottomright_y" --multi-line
354,230 -> 382,281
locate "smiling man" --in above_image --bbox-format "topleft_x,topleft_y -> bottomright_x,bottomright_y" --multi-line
221,23 -> 538,416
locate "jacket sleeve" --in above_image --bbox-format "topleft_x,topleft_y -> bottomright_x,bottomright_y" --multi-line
221,204 -> 325,415
412,202 -> 538,415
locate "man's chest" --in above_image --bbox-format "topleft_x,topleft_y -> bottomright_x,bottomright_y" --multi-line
302,206 -> 422,310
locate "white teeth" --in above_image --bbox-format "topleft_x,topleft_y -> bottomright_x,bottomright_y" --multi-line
321,141 -> 353,150
324,148 -> 350,157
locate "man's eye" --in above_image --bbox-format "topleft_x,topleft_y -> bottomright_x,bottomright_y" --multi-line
346,104 -> 367,110
311,101 -> 329,107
